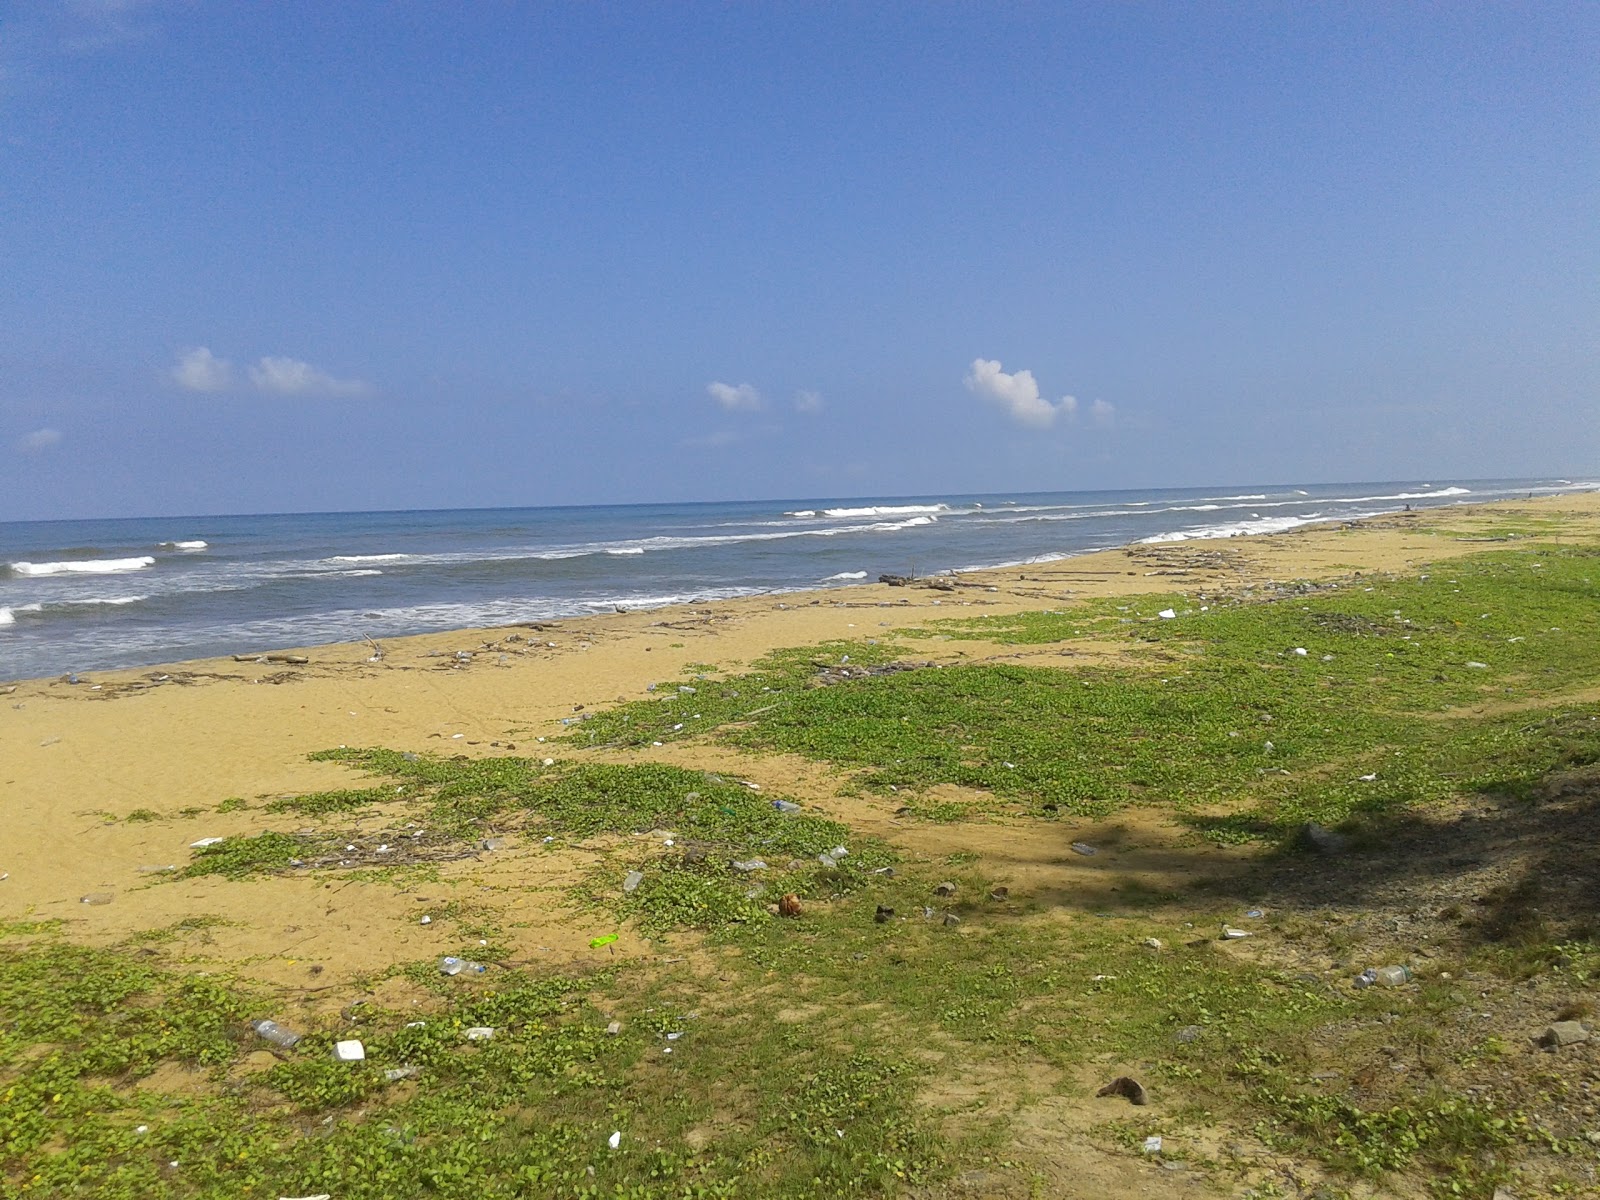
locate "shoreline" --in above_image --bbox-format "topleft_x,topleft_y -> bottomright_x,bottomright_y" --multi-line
1,490 -> 1595,970
4,490 -> 1586,693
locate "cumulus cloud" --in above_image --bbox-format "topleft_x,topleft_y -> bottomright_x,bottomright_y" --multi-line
964,358 -> 1075,428
707,381 -> 762,412
794,389 -> 824,414
17,428 -> 62,453
248,356 -> 370,397
1090,398 -> 1116,427
172,346 -> 233,392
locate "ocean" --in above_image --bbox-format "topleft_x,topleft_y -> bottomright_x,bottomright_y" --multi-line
1,478 -> 1590,682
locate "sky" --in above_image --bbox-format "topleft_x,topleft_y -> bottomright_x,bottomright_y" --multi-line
1,2 -> 1595,520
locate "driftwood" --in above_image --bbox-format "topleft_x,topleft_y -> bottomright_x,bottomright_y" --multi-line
233,653 -> 310,665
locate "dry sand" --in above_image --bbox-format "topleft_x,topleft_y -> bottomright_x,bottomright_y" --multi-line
3,492 -> 1596,996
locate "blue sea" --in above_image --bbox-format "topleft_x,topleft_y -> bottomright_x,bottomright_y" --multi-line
1,478 -> 1591,682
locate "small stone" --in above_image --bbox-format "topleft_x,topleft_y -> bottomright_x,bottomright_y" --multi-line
1143,937 -> 1164,950
605,1021 -> 622,1036
1069,842 -> 1097,856
874,905 -> 895,924
1175,1025 -> 1201,1043
1539,1021 -> 1591,1048
778,893 -> 802,918
332,1039 -> 365,1062
934,881 -> 957,897
81,893 -> 114,906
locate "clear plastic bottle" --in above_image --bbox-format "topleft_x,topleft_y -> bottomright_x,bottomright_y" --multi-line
1374,965 -> 1413,987
440,956 -> 486,976
251,1019 -> 302,1048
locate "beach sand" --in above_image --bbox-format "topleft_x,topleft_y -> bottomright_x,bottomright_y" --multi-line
3,492 -> 1597,995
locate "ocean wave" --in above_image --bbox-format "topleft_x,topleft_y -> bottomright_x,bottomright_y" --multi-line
324,553 -> 412,564
158,540 -> 208,551
787,504 -> 948,518
8,556 -> 156,577
0,607 -> 11,627
607,547 -> 645,555
1139,513 -> 1330,543
825,571 -> 868,580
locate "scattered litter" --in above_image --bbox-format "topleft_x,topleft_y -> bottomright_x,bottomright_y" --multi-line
440,956 -> 486,976
942,912 -> 961,927
420,915 -> 431,925
1244,909 -> 1264,919
1292,647 -> 1308,656
481,838 -> 505,851
665,1031 -> 682,1040
1157,609 -> 1176,619
622,870 -> 644,894
827,845 -> 848,859
731,859 -> 768,872
1221,926 -> 1253,940
817,853 -> 839,868
137,864 -> 176,875
739,780 -> 762,791
989,886 -> 1009,901
771,799 -> 802,813
189,837 -> 225,848
1142,1135 -> 1163,1154
464,1027 -> 494,1041
332,1040 -> 365,1062
1354,965 -> 1412,989
605,1021 -> 622,1036
252,1019 -> 302,1047
1357,773 -> 1377,782
608,1130 -> 621,1150
1175,1025 -> 1202,1043
1300,821 -> 1349,854
542,757 -> 555,766
874,905 -> 895,923
1143,937 -> 1164,950
1096,1076 -> 1148,1106
589,934 -> 619,949
934,881 -> 957,897
1069,842 -> 1097,857
81,893 -> 114,906
280,1194 -> 331,1200
383,1066 -> 421,1082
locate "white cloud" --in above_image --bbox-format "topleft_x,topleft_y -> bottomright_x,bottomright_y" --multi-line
707,381 -> 762,412
964,358 -> 1073,428
17,428 -> 62,453
794,389 -> 824,414
248,356 -> 370,397
1090,398 -> 1116,427
172,346 -> 233,392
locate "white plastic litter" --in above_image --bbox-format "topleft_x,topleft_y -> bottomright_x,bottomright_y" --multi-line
1158,609 -> 1176,619
608,1131 -> 621,1149
332,1040 -> 365,1062
189,837 -> 224,848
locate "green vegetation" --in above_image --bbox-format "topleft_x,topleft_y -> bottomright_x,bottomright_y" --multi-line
574,547 -> 1600,839
11,541 -> 1600,1196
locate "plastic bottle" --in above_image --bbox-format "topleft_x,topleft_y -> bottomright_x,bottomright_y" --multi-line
440,956 -> 486,976
251,1019 -> 302,1048
1374,965 -> 1413,987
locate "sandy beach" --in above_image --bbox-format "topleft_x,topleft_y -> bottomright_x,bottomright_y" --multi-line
3,492 -> 1593,984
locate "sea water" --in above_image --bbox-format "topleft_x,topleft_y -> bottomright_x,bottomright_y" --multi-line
1,478 -> 1590,681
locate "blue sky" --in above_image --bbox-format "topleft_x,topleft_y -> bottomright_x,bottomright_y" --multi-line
2,2 -> 1595,520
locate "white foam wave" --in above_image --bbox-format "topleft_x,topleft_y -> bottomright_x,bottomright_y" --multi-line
324,553 -> 411,564
0,607 -> 11,627
158,540 -> 208,551
607,547 -> 645,555
1140,513 -> 1330,543
64,595 -> 147,607
9,556 -> 156,577
825,571 -> 868,580
820,504 -> 947,518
